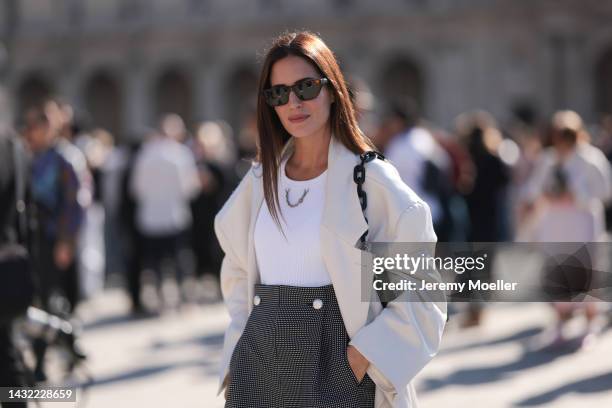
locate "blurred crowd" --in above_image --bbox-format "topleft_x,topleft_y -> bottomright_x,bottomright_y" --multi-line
7,93 -> 612,314
2,83 -> 612,398
369,100 -> 612,341
12,100 -> 248,318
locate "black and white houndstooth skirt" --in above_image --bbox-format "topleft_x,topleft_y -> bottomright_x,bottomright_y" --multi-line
225,284 -> 376,408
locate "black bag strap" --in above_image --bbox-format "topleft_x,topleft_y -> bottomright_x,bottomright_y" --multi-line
353,150 -> 386,249
12,136 -> 27,243
354,150 -> 387,306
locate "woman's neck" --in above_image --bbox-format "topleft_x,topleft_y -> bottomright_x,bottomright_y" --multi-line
286,128 -> 331,180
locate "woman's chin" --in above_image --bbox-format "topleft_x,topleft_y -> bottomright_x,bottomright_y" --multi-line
288,128 -> 313,139
287,125 -> 329,140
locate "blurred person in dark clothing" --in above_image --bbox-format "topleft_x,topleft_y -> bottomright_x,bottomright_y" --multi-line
43,99 -> 92,311
0,124 -> 29,408
454,111 -> 511,327
119,137 -> 146,314
190,122 -> 236,285
22,106 -> 85,381
22,107 -> 85,314
456,111 -> 512,243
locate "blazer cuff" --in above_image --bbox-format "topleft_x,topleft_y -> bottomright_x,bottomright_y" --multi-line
348,302 -> 444,394
365,358 -> 396,395
349,340 -> 396,393
216,372 -> 229,397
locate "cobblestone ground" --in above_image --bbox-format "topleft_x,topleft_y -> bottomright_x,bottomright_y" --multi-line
36,289 -> 612,408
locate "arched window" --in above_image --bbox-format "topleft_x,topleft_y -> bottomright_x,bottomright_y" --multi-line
225,66 -> 258,132
595,47 -> 612,115
154,68 -> 193,128
379,56 -> 425,114
84,70 -> 122,137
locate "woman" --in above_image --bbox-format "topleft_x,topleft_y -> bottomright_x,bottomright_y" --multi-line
215,32 -> 446,408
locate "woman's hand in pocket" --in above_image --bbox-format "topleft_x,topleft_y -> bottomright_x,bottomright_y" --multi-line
346,345 -> 370,383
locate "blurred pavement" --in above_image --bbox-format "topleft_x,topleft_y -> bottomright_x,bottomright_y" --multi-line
38,290 -> 612,408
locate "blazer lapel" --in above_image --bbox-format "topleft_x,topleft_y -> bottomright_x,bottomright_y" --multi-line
322,136 -> 369,248
247,163 -> 264,291
321,136 -> 371,337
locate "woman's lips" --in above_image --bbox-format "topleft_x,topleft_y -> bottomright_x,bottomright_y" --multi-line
288,114 -> 309,123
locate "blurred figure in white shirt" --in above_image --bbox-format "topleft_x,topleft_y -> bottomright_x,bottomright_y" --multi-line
520,110 -> 612,348
384,102 -> 453,237
130,115 -> 201,308
521,111 -> 611,242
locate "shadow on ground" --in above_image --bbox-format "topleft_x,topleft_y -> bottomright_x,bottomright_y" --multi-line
420,337 -> 581,393
438,326 -> 543,355
514,371 -> 612,406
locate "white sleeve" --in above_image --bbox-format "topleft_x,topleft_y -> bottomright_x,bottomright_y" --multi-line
349,201 -> 447,395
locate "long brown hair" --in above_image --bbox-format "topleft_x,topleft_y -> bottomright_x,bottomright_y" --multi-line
256,31 -> 375,228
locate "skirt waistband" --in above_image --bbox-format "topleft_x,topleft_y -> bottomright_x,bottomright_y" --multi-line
254,284 -> 336,306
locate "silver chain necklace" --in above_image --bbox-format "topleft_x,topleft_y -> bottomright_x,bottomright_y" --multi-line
285,188 -> 309,208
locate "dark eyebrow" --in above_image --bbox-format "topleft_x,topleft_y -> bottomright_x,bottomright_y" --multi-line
270,77 -> 315,87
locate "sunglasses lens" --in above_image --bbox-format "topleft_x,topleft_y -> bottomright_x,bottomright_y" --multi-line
265,86 -> 289,107
264,78 -> 327,106
295,79 -> 322,101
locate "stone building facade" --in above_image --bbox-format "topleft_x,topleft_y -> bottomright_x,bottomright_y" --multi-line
1,0 -> 612,138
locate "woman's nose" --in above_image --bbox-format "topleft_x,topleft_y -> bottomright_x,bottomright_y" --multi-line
287,88 -> 303,107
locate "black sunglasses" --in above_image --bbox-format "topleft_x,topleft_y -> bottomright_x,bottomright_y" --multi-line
263,77 -> 330,107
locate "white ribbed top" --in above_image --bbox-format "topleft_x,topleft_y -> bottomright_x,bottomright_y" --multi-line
254,158 -> 331,286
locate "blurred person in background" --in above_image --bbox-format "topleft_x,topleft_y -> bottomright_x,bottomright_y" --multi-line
160,112 -> 190,144
425,124 -> 472,242
235,107 -> 259,178
44,99 -> 93,311
130,116 -> 200,309
383,101 -> 456,241
454,111 -> 512,327
119,132 -> 147,315
0,93 -> 29,408
371,103 -> 407,154
21,105 -> 85,380
46,99 -> 93,210
594,114 -> 612,231
94,129 -> 129,279
74,128 -> 119,298
520,110 -> 612,347
348,75 -> 377,140
190,121 -> 235,293
508,105 -> 544,234
456,111 -> 512,243
508,104 -> 543,188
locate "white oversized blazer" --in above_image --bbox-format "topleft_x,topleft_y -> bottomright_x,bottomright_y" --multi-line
214,135 -> 447,408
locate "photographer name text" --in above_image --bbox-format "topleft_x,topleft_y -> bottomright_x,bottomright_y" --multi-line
373,279 -> 518,292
